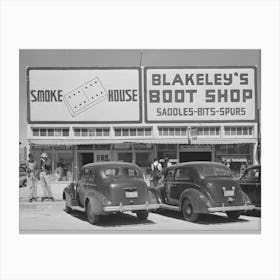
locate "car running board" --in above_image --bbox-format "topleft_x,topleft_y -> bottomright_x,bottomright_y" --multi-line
160,203 -> 180,211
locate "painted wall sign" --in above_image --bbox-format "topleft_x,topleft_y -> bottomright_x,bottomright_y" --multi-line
144,67 -> 257,123
27,67 -> 142,123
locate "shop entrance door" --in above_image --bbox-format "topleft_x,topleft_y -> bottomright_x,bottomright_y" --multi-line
179,152 -> 211,162
79,153 -> 94,168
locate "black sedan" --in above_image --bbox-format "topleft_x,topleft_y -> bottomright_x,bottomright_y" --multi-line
151,162 -> 254,222
63,162 -> 159,225
239,165 -> 261,210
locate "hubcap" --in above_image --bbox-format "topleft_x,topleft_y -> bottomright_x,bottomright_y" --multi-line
185,205 -> 192,215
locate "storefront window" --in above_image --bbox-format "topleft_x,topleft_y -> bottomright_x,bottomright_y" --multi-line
169,128 -> 175,136
181,128 -> 187,136
130,128 -> 136,136
238,144 -> 250,154
115,129 -> 121,136
136,152 -> 152,167
122,129 -> 129,136
55,129 -> 62,136
96,129 -> 102,136
103,129 -> 110,136
74,129 -> 80,136
175,128 -> 181,136
40,129 -> 47,136
137,128 -> 144,136
227,144 -> 238,154
89,128 -> 95,136
118,152 -> 133,163
81,129 -> 87,136
33,128 -> 39,136
163,128 -> 168,136
237,127 -> 242,135
144,128 -> 152,136
63,129 -> 69,136
54,152 -> 73,181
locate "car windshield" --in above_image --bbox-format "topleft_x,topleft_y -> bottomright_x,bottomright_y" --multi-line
104,167 -> 140,178
200,165 -> 233,178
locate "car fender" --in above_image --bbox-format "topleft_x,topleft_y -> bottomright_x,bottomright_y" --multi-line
179,188 -> 212,214
241,191 -> 253,205
148,187 -> 163,204
84,190 -> 108,215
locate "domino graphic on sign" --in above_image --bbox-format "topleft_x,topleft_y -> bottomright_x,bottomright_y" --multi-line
63,77 -> 107,117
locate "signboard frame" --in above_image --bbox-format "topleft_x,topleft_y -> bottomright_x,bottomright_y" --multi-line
144,66 -> 258,123
27,67 -> 142,124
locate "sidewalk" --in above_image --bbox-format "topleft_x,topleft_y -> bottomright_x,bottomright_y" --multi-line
19,181 -> 69,200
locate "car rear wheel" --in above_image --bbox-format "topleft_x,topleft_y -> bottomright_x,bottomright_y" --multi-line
226,211 -> 242,220
182,199 -> 200,222
86,202 -> 100,225
136,210 -> 149,221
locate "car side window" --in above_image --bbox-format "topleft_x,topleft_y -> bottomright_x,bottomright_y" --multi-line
242,168 -> 260,181
165,169 -> 175,181
80,168 -> 90,182
88,169 -> 95,183
175,167 -> 192,181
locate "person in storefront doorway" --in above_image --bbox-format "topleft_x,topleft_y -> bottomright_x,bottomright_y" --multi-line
39,153 -> 54,202
26,153 -> 38,202
151,158 -> 162,188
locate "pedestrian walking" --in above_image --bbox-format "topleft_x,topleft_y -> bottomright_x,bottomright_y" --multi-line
151,158 -> 162,188
39,152 -> 54,202
26,153 -> 38,202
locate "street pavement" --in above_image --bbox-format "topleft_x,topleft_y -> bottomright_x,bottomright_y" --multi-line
19,199 -> 261,233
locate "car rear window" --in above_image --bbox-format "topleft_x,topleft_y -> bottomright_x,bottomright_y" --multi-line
104,167 -> 140,177
200,166 -> 233,178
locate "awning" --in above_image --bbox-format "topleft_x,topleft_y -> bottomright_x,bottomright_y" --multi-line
29,137 -> 257,146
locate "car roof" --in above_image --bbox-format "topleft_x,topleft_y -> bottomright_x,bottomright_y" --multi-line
168,161 -> 226,169
82,161 -> 139,169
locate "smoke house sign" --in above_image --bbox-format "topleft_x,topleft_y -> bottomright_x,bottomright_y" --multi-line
144,67 -> 257,123
28,68 -> 141,123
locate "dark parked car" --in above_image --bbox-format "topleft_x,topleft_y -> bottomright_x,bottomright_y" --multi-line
239,165 -> 261,209
19,164 -> 27,188
152,162 -> 254,222
63,162 -> 159,224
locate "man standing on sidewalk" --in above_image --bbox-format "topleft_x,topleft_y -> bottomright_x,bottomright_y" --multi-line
26,153 -> 38,202
39,153 -> 54,202
151,158 -> 162,188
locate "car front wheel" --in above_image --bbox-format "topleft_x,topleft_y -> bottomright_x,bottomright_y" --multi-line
226,211 -> 242,220
182,199 -> 200,222
86,202 -> 100,225
136,210 -> 149,221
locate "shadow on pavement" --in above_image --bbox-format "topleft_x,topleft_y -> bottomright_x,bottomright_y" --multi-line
66,209 -> 155,227
242,210 -> 261,218
155,209 -> 250,225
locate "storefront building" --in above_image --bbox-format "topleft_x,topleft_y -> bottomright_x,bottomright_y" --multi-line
26,59 -> 260,181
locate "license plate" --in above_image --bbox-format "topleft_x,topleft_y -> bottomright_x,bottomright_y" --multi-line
223,189 -> 235,197
125,191 -> 138,198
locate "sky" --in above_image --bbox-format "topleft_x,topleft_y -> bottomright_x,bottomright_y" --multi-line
19,49 -> 261,146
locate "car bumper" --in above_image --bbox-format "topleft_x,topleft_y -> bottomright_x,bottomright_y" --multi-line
208,205 -> 255,212
103,202 -> 160,213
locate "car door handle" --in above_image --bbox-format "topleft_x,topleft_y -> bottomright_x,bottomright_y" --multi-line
85,183 -> 96,187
